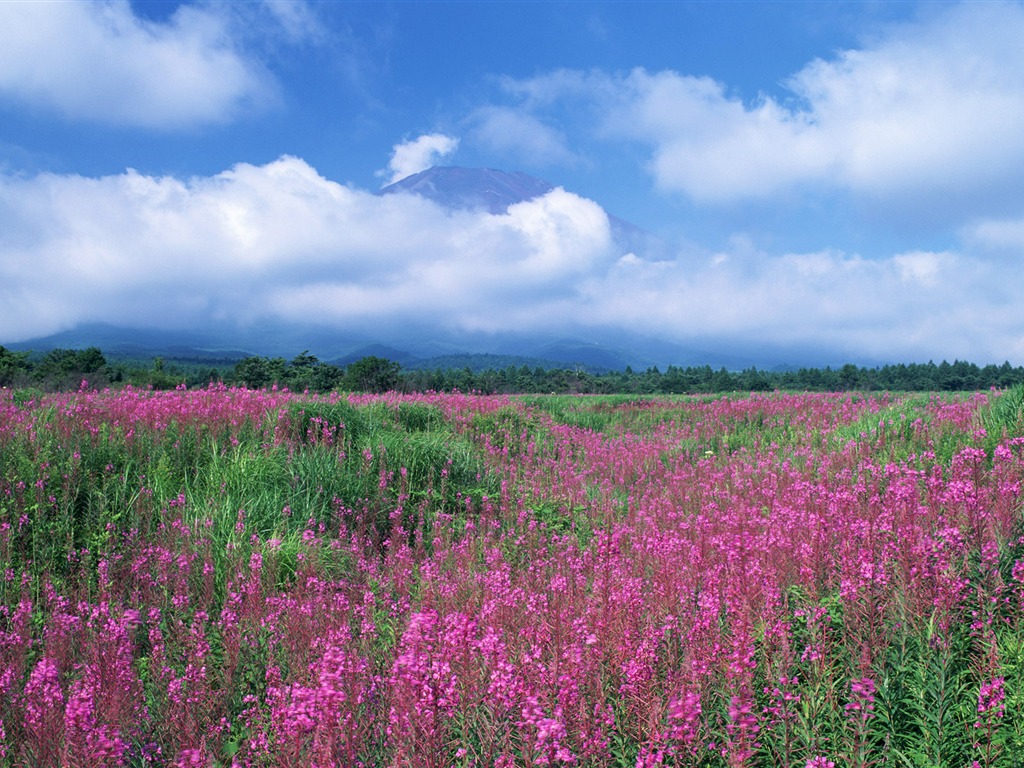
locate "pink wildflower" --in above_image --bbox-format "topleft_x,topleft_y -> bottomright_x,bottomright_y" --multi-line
975,677 -> 1006,728
845,677 -> 876,723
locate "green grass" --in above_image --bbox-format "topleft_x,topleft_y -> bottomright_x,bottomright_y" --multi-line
0,394 -> 503,611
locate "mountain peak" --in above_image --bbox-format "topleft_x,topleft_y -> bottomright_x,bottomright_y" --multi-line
378,166 -> 555,214
379,164 -> 666,260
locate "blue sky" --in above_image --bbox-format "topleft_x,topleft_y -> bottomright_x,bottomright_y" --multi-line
1,0 -> 1023,365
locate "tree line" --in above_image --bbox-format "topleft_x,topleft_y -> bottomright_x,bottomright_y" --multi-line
3,344 -> 1024,394
401,359 -> 1024,394
0,346 -> 401,393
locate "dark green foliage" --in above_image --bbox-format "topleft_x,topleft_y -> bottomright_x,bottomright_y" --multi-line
904,626 -> 973,767
40,346 -> 105,374
868,624 -> 974,768
233,355 -> 288,389
25,346 -> 110,388
873,631 -> 920,764
0,345 -> 32,386
408,359 -> 1024,395
288,351 -> 345,391
345,356 -> 402,393
9,341 -> 1024,394
229,354 -> 344,391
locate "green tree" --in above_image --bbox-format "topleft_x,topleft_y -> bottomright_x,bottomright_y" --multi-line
0,345 -> 31,385
345,356 -> 401,393
35,347 -> 108,387
290,350 -> 319,369
838,363 -> 861,390
233,356 -> 287,389
76,346 -> 107,373
711,367 -> 735,392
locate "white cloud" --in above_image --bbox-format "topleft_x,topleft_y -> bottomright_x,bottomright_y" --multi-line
381,134 -> 460,185
579,245 -> 1010,362
1,156 -> 1020,363
0,156 -> 613,341
892,251 -> 951,287
501,189 -> 610,278
0,0 -> 273,128
608,70 -> 833,201
496,3 -> 1024,208
783,2 -> 1024,197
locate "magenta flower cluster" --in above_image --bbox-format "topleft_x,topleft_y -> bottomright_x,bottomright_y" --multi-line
0,385 -> 1022,765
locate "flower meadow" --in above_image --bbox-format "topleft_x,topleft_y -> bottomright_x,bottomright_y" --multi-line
2,384 -> 1024,767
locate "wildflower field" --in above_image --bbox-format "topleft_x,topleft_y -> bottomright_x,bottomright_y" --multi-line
2,384 -> 1024,767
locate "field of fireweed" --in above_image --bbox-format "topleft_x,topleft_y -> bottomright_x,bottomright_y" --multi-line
2,386 -> 1024,767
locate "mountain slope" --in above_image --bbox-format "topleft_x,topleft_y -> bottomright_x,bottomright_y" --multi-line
379,166 -> 554,214
378,165 -> 662,256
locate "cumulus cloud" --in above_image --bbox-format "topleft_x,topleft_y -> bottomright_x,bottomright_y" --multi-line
1,156 -> 1022,363
493,2 -> 1024,210
381,134 -> 460,185
0,0 -> 276,128
607,70 -> 833,201
0,156 -> 612,341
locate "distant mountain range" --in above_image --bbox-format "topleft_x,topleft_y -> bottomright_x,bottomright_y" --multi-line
7,320 -> 842,374
2,166 -> 863,372
2,323 -> 652,373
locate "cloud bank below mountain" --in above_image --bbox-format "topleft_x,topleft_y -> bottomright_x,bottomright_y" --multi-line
2,156 -> 1020,364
